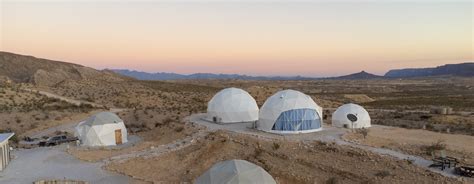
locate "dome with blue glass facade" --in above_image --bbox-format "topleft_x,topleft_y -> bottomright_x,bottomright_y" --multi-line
257,90 -> 323,134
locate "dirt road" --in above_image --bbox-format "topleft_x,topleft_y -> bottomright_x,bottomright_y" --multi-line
21,88 -> 104,108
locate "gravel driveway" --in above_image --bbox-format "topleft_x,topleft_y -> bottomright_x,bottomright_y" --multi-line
0,145 -> 130,184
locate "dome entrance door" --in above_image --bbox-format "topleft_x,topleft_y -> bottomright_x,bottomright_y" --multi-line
115,129 -> 122,145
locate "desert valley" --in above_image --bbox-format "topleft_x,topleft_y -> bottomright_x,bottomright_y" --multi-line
0,51 -> 473,183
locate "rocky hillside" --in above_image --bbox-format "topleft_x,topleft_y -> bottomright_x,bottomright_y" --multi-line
0,52 -> 129,86
385,63 -> 474,78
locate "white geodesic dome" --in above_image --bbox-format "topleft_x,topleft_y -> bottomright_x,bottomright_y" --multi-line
332,103 -> 371,129
195,160 -> 276,184
257,89 -> 323,134
206,88 -> 259,123
75,112 -> 128,146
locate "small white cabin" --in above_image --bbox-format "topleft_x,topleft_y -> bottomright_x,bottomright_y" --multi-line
0,133 -> 14,171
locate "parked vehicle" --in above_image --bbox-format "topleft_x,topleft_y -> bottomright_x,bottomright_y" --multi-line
39,135 -> 78,147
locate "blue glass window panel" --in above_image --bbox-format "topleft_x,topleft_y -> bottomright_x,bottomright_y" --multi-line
272,108 -> 321,131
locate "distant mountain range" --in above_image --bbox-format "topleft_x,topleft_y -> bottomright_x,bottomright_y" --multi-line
111,70 -> 387,81
112,62 -> 473,81
1,51 -> 471,83
385,63 -> 474,78
111,69 -> 389,80
111,69 -> 316,80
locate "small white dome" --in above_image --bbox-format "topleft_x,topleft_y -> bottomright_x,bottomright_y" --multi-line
75,112 -> 128,146
332,103 -> 371,129
207,88 -> 259,123
258,89 -> 323,134
195,160 -> 276,184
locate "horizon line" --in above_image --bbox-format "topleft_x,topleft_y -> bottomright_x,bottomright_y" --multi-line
106,61 -> 473,78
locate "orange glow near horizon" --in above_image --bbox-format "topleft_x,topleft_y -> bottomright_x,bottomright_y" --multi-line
1,1 -> 472,77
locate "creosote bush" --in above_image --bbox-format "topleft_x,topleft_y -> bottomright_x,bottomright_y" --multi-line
272,142 -> 280,150
174,126 -> 184,132
375,170 -> 391,178
356,128 -> 369,139
326,177 -> 340,184
424,140 -> 447,155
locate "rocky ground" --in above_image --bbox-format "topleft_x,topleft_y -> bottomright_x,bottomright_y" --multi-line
106,130 -> 461,184
343,125 -> 474,165
0,84 -> 97,138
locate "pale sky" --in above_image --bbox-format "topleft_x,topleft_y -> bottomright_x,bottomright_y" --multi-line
1,0 -> 472,77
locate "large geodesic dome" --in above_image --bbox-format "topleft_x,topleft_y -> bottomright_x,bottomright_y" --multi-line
206,88 -> 259,123
195,160 -> 276,184
332,103 -> 371,129
75,112 -> 128,146
257,90 -> 323,134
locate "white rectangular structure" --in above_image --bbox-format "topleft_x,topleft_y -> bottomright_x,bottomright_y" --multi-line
0,133 -> 14,171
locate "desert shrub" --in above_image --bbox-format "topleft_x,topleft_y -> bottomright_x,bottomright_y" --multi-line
272,142 -> 280,150
163,117 -> 173,125
425,123 -> 434,130
326,177 -> 340,184
424,140 -> 446,155
129,122 -> 149,133
174,126 -> 184,132
254,147 -> 264,157
134,113 -> 139,121
154,121 -> 162,128
375,170 -> 391,178
30,123 -> 38,129
393,113 -> 403,119
78,103 -> 94,112
420,115 -> 432,120
356,128 -> 369,139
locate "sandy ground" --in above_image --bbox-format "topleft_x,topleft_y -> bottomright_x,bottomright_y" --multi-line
343,125 -> 474,164
357,125 -> 474,153
0,144 -> 132,184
